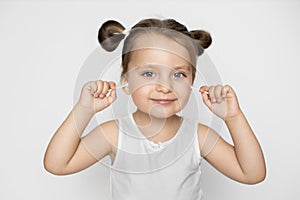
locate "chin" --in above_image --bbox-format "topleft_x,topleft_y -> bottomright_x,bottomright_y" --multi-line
149,107 -> 181,119
150,113 -> 173,119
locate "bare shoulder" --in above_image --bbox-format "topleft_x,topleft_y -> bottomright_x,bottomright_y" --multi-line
95,120 -> 120,165
96,120 -> 119,152
197,123 -> 221,158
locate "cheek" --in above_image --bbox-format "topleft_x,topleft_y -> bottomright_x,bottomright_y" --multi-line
127,75 -> 150,94
130,86 -> 151,106
173,83 -> 192,106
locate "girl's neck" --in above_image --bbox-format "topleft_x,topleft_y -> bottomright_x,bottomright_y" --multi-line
132,110 -> 182,142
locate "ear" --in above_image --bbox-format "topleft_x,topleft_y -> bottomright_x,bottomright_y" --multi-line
121,76 -> 130,95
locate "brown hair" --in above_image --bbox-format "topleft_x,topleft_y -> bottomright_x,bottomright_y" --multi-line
98,18 -> 212,81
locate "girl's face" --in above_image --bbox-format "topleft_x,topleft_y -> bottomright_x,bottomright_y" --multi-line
123,36 -> 193,118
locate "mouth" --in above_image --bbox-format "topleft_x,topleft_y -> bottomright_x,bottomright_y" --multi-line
150,98 -> 177,105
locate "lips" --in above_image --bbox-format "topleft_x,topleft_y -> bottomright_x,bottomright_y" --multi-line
150,98 -> 177,105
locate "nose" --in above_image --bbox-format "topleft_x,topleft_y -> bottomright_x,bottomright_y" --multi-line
155,79 -> 173,93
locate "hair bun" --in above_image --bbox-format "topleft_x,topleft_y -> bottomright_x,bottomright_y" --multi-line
98,20 -> 126,52
189,30 -> 212,49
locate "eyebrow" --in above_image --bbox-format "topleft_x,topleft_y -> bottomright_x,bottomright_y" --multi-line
136,64 -> 191,71
174,65 -> 192,71
136,63 -> 191,70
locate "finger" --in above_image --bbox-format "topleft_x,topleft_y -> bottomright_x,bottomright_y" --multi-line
201,91 -> 212,110
209,86 -> 216,103
100,81 -> 110,98
199,85 -> 212,109
88,81 -> 97,96
107,87 -> 117,103
221,84 -> 232,98
104,81 -> 117,97
214,85 -> 223,103
109,81 -> 116,89
94,80 -> 103,98
200,85 -> 209,94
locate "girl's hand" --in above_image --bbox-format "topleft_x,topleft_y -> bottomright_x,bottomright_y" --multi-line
199,85 -> 242,121
77,80 -> 117,114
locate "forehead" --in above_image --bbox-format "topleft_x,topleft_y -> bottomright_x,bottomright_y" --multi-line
129,33 -> 193,65
128,48 -> 192,70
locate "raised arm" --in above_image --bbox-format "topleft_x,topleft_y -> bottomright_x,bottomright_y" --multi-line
43,80 -> 117,175
199,85 -> 266,184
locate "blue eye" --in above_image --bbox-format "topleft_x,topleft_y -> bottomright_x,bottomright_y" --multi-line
142,71 -> 156,78
173,72 -> 186,79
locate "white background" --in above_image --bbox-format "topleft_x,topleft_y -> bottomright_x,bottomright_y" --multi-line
1,0 -> 299,199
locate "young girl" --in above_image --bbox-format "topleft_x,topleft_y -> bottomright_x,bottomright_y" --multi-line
44,18 -> 266,200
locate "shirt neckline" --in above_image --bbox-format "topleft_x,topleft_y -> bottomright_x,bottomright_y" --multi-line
128,113 -> 185,148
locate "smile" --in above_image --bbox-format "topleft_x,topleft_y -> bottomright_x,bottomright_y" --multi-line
150,98 -> 177,105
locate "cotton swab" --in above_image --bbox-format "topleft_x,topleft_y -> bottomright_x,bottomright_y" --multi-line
113,83 -> 128,90
106,83 -> 128,96
190,86 -> 209,94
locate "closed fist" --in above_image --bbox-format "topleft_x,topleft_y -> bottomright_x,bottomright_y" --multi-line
78,80 -> 117,114
199,84 -> 241,120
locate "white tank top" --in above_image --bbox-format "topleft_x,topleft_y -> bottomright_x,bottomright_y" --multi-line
109,114 -> 204,200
